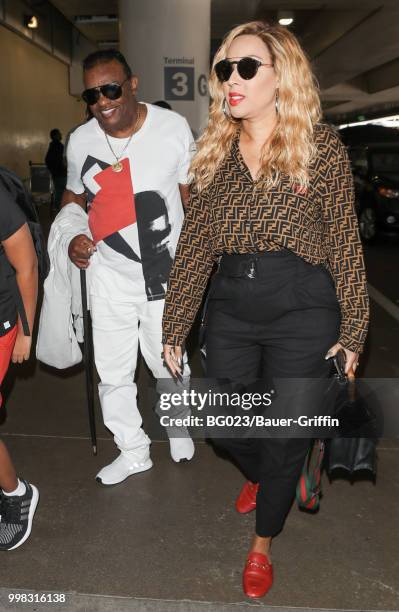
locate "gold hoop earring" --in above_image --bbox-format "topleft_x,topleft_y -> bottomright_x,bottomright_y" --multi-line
275,89 -> 279,115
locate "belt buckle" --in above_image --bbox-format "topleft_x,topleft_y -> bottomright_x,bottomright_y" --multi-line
245,259 -> 257,279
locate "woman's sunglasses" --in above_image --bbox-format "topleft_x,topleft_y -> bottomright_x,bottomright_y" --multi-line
81,78 -> 129,105
214,57 -> 273,82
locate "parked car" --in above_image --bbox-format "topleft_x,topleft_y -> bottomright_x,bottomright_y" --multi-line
347,143 -> 399,241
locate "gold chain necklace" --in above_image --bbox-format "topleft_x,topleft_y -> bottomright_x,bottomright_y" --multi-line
104,104 -> 142,173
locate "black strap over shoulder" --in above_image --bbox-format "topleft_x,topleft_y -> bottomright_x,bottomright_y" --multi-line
0,165 -> 49,281
0,166 -> 47,336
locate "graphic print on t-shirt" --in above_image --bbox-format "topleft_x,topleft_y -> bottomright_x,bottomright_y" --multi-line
81,155 -> 173,301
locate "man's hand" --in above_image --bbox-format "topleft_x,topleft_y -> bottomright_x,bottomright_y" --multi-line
12,333 -> 32,363
68,234 -> 96,269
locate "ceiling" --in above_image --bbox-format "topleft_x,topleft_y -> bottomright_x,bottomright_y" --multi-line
51,0 -> 118,45
51,0 -> 399,122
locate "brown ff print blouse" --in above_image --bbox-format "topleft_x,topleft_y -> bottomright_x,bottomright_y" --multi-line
162,124 -> 369,354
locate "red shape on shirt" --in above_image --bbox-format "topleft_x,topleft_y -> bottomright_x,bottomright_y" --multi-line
88,158 -> 136,244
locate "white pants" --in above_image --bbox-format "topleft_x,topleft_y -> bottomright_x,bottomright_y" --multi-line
91,296 -> 191,461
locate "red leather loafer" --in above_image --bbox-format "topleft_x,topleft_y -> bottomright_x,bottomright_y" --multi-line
243,552 -> 273,598
235,481 -> 259,513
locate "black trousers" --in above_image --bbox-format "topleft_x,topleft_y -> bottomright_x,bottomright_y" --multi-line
205,249 -> 341,537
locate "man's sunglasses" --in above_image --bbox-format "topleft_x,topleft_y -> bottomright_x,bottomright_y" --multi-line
214,57 -> 273,82
81,78 -> 129,105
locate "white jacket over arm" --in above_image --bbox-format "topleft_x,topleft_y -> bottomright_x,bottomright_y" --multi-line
36,203 -> 92,369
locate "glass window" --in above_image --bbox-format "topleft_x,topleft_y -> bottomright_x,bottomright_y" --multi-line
348,148 -> 368,175
371,151 -> 399,181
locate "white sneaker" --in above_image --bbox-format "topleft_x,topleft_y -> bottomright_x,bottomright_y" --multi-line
169,432 -> 195,463
96,453 -> 153,485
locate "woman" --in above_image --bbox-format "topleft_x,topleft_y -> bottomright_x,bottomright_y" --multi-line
162,21 -> 369,598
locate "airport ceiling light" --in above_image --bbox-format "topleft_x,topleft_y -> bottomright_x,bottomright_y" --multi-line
74,15 -> 118,24
24,15 -> 39,29
98,41 -> 119,48
278,10 -> 294,26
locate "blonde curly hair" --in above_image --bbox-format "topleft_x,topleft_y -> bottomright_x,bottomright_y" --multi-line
191,21 -> 322,191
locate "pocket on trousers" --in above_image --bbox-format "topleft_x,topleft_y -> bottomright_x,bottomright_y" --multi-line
208,273 -> 235,301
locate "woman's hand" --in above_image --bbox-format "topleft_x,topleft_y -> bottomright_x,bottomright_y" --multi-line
325,342 -> 358,377
12,333 -> 32,363
163,344 -> 183,379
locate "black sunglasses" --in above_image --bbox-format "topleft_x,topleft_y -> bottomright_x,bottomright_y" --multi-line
81,78 -> 129,105
214,57 -> 273,82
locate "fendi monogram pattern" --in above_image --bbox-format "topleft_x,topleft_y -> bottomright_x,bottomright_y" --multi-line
162,124 -> 369,353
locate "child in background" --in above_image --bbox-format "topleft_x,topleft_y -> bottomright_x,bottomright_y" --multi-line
0,179 -> 39,550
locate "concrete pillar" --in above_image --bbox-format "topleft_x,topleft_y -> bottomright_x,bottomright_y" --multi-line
119,0 -> 210,136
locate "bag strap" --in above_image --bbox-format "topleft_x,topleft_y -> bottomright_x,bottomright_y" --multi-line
8,274 -> 30,336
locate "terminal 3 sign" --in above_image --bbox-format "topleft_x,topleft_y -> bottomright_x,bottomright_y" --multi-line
164,56 -> 208,101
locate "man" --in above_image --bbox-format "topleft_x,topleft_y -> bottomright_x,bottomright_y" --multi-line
63,50 -> 194,485
45,129 -> 67,211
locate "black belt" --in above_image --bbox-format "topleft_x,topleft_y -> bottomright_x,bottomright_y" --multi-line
218,249 -> 294,279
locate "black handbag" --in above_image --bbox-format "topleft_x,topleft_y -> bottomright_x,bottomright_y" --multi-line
326,350 -> 378,475
327,436 -> 376,474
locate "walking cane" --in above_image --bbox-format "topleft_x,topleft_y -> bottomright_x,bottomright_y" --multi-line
80,268 -> 97,455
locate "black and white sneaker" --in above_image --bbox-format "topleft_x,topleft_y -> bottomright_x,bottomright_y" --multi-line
0,480 -> 39,551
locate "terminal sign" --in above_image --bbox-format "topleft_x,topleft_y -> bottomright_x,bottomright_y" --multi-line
164,66 -> 194,101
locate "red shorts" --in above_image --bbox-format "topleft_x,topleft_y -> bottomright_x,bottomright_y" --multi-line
0,325 -> 17,407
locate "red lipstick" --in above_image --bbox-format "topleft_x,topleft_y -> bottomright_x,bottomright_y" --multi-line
228,92 -> 245,106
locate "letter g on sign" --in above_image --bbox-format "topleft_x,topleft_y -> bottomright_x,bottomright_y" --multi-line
198,74 -> 208,96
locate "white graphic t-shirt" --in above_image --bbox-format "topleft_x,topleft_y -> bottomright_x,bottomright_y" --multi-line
66,103 -> 194,302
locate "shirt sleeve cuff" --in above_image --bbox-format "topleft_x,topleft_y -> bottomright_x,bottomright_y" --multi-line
1,219 -> 26,241
162,333 -> 186,347
338,330 -> 366,354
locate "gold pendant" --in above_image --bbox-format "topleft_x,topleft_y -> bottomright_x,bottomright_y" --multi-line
112,161 -> 123,173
